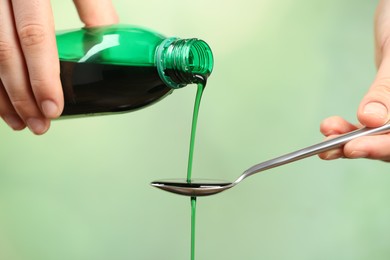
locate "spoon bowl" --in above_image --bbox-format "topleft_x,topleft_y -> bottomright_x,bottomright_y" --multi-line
151,123 -> 390,197
151,178 -> 232,196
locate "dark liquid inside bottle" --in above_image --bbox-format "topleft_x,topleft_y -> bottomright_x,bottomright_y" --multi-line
60,61 -> 173,116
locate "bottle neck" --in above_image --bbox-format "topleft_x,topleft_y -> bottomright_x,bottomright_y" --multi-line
156,37 -> 213,89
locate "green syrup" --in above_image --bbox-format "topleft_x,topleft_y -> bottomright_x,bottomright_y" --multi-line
187,82 -> 205,260
190,196 -> 197,260
187,83 -> 204,182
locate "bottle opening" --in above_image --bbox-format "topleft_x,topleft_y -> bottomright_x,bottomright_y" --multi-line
156,38 -> 214,89
187,40 -> 213,77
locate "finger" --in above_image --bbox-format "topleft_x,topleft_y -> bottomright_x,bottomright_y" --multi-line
73,0 -> 119,27
358,43 -> 390,127
374,0 -> 390,68
0,79 -> 25,130
318,117 -> 359,160
320,116 -> 358,136
0,0 -> 49,134
12,0 -> 63,119
318,135 -> 344,160
343,134 -> 390,161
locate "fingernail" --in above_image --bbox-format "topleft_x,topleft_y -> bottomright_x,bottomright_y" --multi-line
349,150 -> 368,159
363,102 -> 388,120
41,100 -> 60,118
324,149 -> 342,160
2,115 -> 25,130
27,118 -> 48,135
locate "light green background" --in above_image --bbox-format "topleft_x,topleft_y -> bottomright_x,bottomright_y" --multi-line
0,1 -> 388,260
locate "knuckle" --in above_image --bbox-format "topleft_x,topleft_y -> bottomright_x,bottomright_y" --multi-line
30,77 -> 49,91
18,24 -> 46,47
372,77 -> 390,96
0,41 -> 13,62
10,96 -> 31,111
9,97 -> 39,118
30,74 -> 60,96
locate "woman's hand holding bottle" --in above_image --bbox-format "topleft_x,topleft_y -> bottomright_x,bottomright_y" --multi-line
0,0 -> 118,135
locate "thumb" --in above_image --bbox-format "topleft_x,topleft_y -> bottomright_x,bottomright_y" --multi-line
73,0 -> 119,27
358,49 -> 390,127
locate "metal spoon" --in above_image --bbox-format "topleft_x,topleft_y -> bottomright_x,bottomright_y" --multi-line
151,123 -> 390,197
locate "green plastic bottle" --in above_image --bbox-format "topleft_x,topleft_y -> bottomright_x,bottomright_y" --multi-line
56,24 -> 213,116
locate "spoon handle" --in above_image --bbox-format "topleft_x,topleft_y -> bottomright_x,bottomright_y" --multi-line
238,123 -> 390,182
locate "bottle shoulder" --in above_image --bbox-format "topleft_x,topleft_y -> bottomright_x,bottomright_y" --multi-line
56,24 -> 166,66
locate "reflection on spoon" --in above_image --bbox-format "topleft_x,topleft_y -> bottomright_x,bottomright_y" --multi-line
151,179 -> 232,197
